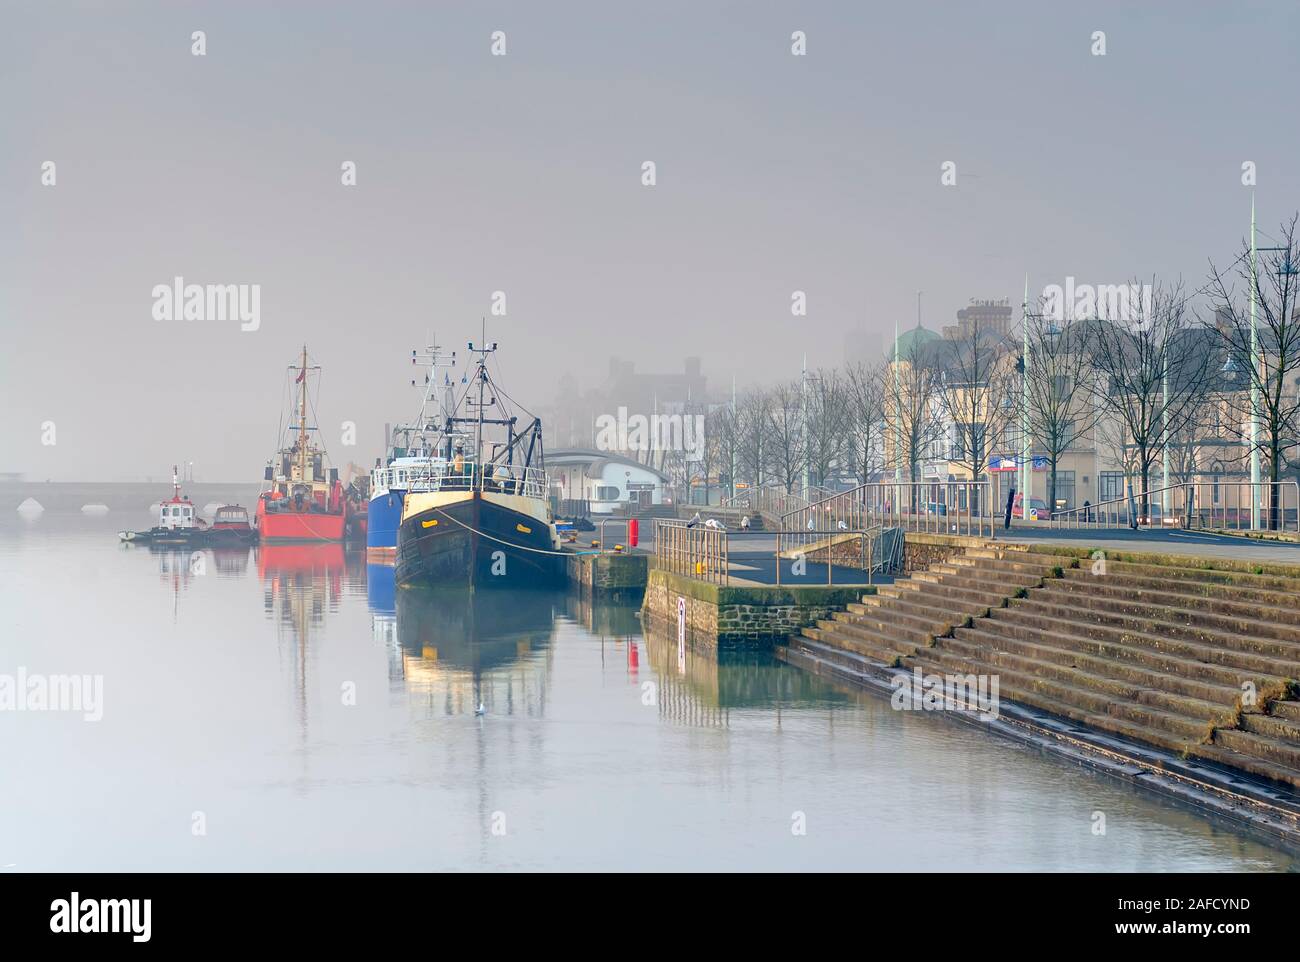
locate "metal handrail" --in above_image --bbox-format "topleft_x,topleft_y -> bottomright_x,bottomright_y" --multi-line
652,521 -> 897,587
782,480 -> 995,539
381,460 -> 550,499
653,519 -> 730,585
1051,479 -> 1300,533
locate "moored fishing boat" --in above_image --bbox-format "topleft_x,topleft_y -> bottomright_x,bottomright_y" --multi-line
256,346 -> 355,542
395,334 -> 563,589
368,339 -> 459,561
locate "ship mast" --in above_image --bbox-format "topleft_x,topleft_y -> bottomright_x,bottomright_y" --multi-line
298,344 -> 309,483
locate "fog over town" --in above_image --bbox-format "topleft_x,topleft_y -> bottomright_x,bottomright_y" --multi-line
4,2 -> 1298,481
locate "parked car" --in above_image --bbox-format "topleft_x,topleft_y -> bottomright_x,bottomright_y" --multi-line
1011,494 -> 1049,520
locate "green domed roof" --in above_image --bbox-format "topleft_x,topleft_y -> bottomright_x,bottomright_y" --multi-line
891,324 -> 940,358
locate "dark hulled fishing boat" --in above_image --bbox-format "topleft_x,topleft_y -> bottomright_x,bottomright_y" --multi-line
395,335 -> 563,589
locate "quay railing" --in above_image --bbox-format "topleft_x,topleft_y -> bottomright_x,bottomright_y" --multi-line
653,520 -> 901,586
654,519 -> 730,585
782,480 -> 995,539
1050,480 -> 1300,533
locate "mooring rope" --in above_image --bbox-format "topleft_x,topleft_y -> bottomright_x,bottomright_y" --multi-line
430,505 -> 600,556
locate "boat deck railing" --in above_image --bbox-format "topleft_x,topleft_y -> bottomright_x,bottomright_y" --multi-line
389,461 -> 549,499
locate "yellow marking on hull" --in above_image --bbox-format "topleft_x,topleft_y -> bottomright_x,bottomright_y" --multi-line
421,519 -> 439,528
516,523 -> 532,534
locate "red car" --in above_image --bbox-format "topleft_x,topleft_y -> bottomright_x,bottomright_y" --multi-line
1011,494 -> 1049,520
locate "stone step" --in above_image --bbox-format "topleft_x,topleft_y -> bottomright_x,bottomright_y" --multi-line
963,547 -> 1076,567
930,639 -> 1232,738
828,611 -> 938,648
945,627 -> 1248,710
1057,570 -> 1300,628
853,593 -> 981,628
911,648 -> 1211,745
927,564 -> 1045,589
1271,701 -> 1300,722
1036,580 -> 1300,645
1213,728 -> 1300,772
886,578 -> 1008,611
807,621 -> 917,665
946,555 -> 1065,577
982,607 -> 1299,685
786,635 -> 890,676
1066,565 -> 1300,609
1242,712 -> 1300,743
1188,742 -> 1300,790
1100,559 -> 1300,594
1008,592 -> 1300,661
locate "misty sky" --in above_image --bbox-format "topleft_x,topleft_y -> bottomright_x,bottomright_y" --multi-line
3,1 -> 1298,480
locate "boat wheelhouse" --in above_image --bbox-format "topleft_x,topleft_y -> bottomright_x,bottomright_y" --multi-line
208,505 -> 257,545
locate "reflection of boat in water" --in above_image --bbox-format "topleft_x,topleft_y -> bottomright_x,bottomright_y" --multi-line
258,541 -> 362,735
392,586 -> 560,715
368,561 -> 398,651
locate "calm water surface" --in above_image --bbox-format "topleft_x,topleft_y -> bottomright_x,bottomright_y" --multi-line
1,484 -> 1295,871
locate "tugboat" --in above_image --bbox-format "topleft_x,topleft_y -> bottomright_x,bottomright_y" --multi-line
119,466 -> 207,544
368,337 -> 459,562
395,333 -> 563,589
256,346 -> 353,543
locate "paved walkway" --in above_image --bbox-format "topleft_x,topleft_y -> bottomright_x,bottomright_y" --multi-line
996,526 -> 1300,563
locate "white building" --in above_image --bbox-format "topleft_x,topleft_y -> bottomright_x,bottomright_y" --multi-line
547,448 -> 669,515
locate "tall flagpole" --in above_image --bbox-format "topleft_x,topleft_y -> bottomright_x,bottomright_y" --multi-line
1021,275 -> 1031,509
1250,192 -> 1261,530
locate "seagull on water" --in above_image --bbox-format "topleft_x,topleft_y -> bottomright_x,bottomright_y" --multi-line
475,702 -> 486,716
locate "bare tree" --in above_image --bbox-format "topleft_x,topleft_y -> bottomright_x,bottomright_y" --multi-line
1022,305 -> 1104,513
1208,213 -> 1300,528
1086,279 -> 1215,523
884,332 -> 943,483
934,316 -> 1018,513
844,358 -> 887,483
804,368 -> 849,488
735,387 -> 772,491
766,380 -> 806,494
712,400 -> 742,500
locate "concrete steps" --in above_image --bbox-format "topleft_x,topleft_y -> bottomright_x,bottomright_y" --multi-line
784,542 -> 1300,791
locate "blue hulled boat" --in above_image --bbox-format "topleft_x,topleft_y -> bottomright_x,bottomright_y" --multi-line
367,340 -> 460,561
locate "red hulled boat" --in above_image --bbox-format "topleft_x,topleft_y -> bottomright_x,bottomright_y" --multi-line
256,346 -> 354,543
